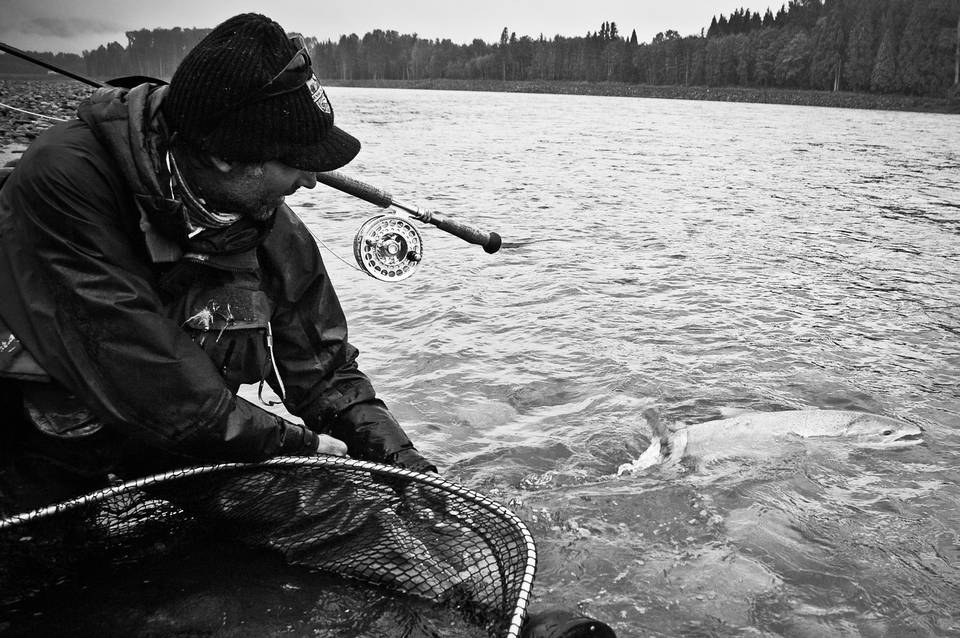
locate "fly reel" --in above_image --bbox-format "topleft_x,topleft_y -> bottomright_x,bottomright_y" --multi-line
353,213 -> 423,281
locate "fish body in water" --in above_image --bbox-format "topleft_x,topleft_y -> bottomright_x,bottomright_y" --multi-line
618,409 -> 923,475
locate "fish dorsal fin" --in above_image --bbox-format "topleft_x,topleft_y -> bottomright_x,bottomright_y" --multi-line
717,406 -> 754,419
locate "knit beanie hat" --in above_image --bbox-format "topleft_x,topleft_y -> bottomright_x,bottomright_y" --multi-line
162,13 -> 360,172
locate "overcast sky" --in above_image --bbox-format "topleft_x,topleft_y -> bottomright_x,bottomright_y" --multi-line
0,0 -> 774,54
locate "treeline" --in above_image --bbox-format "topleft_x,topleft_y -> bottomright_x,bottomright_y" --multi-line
311,0 -> 959,97
0,27 -> 213,81
1,0 -> 957,99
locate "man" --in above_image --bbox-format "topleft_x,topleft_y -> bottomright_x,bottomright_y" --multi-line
0,13 -> 435,514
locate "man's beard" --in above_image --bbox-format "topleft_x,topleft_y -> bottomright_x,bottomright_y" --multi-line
194,164 -> 282,222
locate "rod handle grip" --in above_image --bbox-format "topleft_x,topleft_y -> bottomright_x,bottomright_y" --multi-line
417,210 -> 502,253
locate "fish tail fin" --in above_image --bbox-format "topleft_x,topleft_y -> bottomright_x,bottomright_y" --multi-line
644,407 -> 687,468
617,407 -> 668,476
665,427 -> 688,467
643,407 -> 667,440
617,437 -> 661,475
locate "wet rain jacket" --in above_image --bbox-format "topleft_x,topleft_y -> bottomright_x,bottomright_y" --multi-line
0,83 -> 432,476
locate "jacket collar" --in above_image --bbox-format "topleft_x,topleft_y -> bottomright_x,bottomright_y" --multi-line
78,84 -> 269,271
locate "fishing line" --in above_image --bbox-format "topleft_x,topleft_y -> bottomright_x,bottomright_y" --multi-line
0,102 -> 470,284
307,228 -> 365,274
0,101 -> 69,122
0,42 -> 504,284
1,100 -> 480,283
1,98 -> 500,283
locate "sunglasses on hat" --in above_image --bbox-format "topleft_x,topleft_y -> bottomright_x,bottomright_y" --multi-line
230,35 -> 313,109
197,35 -> 330,135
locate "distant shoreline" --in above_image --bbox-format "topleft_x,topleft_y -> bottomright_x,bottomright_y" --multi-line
1,76 -> 957,148
322,78 -> 960,115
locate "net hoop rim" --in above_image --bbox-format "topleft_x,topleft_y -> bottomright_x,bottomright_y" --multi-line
0,455 -> 537,638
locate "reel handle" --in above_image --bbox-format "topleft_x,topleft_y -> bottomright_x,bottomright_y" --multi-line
317,171 -> 502,254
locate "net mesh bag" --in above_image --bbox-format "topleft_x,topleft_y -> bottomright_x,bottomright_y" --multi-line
0,457 -> 536,637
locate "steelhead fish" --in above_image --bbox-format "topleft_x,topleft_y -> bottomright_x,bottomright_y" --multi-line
618,408 -> 924,475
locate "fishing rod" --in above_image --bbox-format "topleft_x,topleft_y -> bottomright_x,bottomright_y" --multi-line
0,42 -> 157,90
317,171 -> 501,281
0,42 -> 102,88
0,41 -> 503,282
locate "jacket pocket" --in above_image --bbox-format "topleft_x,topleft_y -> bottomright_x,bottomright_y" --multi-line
175,287 -> 277,391
19,380 -> 103,438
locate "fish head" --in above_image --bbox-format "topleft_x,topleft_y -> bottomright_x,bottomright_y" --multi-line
843,414 -> 924,448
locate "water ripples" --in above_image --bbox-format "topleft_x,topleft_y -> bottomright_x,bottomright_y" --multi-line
288,88 -> 960,636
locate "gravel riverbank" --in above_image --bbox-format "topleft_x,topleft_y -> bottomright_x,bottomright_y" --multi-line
0,79 -> 92,150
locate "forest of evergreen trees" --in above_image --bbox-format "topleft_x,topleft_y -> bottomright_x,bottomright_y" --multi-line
2,0 -> 958,99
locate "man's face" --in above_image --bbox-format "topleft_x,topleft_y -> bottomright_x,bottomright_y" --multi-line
205,160 -> 318,221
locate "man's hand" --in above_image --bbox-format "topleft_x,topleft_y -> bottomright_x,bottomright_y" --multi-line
315,433 -> 348,456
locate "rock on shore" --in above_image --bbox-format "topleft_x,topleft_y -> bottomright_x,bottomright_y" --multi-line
0,79 -> 93,150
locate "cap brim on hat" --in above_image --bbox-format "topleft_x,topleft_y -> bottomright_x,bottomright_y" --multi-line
280,124 -> 361,173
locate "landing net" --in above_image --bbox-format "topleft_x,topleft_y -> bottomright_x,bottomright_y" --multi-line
0,456 -> 536,637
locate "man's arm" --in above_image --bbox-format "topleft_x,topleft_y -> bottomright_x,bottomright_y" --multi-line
260,205 -> 436,472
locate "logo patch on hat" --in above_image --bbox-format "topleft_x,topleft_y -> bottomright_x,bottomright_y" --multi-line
307,75 -> 332,114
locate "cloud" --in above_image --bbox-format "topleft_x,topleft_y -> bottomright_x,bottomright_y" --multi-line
13,17 -> 125,38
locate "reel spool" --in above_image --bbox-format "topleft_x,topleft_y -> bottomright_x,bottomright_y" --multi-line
353,213 -> 423,281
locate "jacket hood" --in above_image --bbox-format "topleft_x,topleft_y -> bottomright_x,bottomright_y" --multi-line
78,84 -> 187,263
78,84 -> 170,209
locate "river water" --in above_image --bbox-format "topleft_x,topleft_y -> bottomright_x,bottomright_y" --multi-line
2,86 -> 958,637
286,87 -> 960,637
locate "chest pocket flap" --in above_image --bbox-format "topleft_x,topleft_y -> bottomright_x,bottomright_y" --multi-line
175,285 -> 276,391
